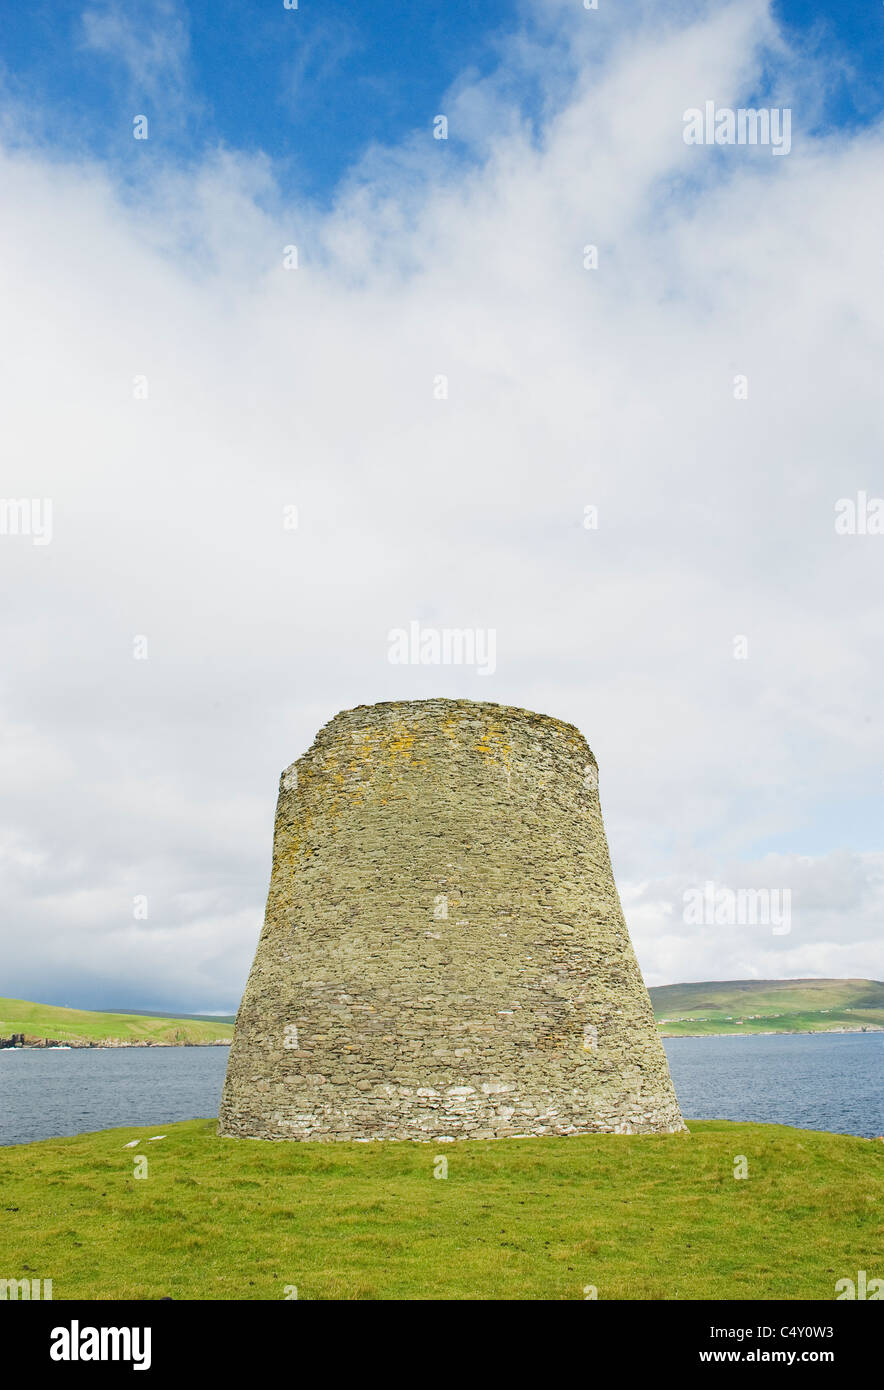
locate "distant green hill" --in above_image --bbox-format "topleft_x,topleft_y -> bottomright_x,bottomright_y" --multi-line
6,979 -> 882,1046
649,978 -> 884,1036
0,998 -> 233,1047
105,1008 -> 237,1026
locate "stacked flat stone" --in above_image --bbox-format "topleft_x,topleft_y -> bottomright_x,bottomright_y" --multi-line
219,698 -> 686,1141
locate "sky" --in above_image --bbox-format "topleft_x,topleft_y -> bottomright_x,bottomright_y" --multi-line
1,0 -> 882,1013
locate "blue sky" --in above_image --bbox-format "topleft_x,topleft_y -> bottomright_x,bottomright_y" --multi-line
774,0 -> 884,128
2,0 -> 523,198
2,0 -> 883,200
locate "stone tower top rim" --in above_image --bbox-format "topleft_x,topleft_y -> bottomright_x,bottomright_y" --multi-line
334,696 -> 581,730
282,698 -> 598,776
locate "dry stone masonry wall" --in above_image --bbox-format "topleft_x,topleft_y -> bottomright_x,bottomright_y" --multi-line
219,698 -> 686,1141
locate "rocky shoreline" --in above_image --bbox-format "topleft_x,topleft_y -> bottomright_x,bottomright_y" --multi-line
0,1034 -> 230,1049
660,1025 -> 884,1039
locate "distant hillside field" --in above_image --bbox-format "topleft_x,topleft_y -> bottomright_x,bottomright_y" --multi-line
105,1008 -> 237,1026
0,998 -> 233,1047
650,978 -> 884,1036
5,979 -> 882,1045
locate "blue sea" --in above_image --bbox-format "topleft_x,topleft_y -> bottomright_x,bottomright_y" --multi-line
0,1033 -> 880,1146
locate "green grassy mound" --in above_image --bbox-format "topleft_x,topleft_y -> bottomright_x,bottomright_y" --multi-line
1,1119 -> 880,1299
651,978 -> 884,1036
0,998 -> 233,1046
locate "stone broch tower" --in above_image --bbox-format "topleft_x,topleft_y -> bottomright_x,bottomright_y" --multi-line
219,699 -> 685,1141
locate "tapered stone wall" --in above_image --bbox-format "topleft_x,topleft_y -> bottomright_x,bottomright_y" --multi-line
219,698 -> 685,1141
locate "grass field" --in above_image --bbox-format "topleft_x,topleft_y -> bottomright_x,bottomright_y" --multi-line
0,998 -> 233,1047
650,978 -> 884,1036
1,1118 -> 880,1299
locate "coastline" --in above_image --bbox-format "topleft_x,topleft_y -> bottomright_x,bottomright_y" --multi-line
0,1039 -> 231,1050
6,1027 -> 883,1047
660,1025 -> 884,1039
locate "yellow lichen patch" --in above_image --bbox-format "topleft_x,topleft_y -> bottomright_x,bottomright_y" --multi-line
279,796 -> 315,863
441,713 -> 464,746
386,724 -> 416,763
343,726 -> 387,774
330,723 -> 426,801
476,722 -> 512,782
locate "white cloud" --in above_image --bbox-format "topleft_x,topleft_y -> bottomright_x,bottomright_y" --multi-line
1,0 -> 882,1009
80,0 -> 191,109
621,851 -> 884,986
